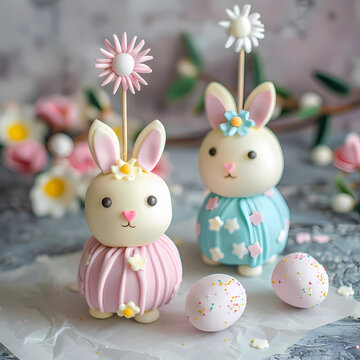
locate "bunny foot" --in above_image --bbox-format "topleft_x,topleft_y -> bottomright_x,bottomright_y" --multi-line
202,253 -> 219,266
134,309 -> 160,324
266,255 -> 277,264
237,265 -> 262,277
89,308 -> 114,319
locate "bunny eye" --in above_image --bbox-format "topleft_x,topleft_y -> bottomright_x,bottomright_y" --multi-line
247,151 -> 257,159
147,195 -> 157,207
102,197 -> 112,208
209,147 -> 217,156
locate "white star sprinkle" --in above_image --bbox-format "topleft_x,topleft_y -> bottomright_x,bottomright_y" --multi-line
278,230 -> 287,244
208,216 -> 224,231
337,285 -> 354,297
209,247 -> 224,262
232,243 -> 249,259
224,218 -> 240,234
80,251 -> 91,268
250,338 -> 269,349
127,253 -> 147,271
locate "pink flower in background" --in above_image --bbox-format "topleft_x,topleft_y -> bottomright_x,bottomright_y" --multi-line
151,152 -> 171,180
333,133 -> 360,173
36,95 -> 76,129
95,32 -> 153,94
3,141 -> 48,176
67,141 -> 96,173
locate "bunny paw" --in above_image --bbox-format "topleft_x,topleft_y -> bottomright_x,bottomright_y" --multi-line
238,265 -> 262,277
89,308 -> 114,319
134,309 -> 160,324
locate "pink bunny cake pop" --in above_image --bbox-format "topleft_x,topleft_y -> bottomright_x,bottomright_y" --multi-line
78,119 -> 182,323
197,82 -> 289,277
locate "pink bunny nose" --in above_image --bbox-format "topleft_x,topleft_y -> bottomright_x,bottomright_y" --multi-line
224,162 -> 236,174
122,210 -> 136,222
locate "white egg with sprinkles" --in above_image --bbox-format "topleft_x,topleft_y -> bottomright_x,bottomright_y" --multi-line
185,273 -> 247,332
272,252 -> 329,309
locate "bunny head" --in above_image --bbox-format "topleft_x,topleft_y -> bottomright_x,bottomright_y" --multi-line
198,81 -> 284,198
85,119 -> 172,248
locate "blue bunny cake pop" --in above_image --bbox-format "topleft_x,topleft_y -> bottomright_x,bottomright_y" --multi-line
197,5 -> 290,277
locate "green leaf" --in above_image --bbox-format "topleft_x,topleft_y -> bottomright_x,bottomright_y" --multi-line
313,71 -> 352,96
251,51 -> 266,86
274,84 -> 293,99
296,105 -> 321,121
335,173 -> 355,198
312,114 -> 332,147
166,76 -> 197,102
278,107 -> 295,118
192,91 -> 205,115
85,88 -> 103,112
182,33 -> 203,69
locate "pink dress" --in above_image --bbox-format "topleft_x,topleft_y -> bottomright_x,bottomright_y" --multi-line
78,235 -> 182,314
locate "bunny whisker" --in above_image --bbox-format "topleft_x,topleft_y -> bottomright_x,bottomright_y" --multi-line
121,222 -> 136,228
224,174 -> 237,179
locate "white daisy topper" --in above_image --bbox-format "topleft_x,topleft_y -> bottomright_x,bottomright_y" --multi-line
218,4 -> 265,109
219,4 -> 264,54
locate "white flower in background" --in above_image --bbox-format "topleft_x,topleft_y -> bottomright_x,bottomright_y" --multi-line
48,133 -> 74,158
219,4 -> 265,53
30,166 -> 80,218
299,92 -> 322,108
176,58 -> 199,77
331,193 -> 355,214
311,145 -> 332,166
117,301 -> 140,318
0,107 -> 47,146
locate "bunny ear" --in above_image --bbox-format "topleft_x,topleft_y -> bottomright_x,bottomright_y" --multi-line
244,81 -> 276,128
88,119 -> 120,174
205,82 -> 237,129
132,120 -> 166,172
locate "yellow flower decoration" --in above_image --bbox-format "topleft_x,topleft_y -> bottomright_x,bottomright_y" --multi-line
111,158 -> 142,181
117,301 -> 140,318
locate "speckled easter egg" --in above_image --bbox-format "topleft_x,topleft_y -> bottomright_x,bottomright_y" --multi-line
185,274 -> 247,332
272,252 -> 329,309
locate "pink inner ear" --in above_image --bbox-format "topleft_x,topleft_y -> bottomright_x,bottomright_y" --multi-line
247,90 -> 273,128
93,128 -> 119,173
205,92 -> 227,129
137,129 -> 162,171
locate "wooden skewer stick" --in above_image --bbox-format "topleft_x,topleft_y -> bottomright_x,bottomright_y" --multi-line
122,88 -> 128,161
238,48 -> 245,110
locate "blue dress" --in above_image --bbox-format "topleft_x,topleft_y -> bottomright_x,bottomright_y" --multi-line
197,188 -> 290,268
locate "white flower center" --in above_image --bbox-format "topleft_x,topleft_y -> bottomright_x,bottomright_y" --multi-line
112,53 -> 135,77
229,16 -> 252,38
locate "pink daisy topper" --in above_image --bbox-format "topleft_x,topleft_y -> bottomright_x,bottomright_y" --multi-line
95,33 -> 153,94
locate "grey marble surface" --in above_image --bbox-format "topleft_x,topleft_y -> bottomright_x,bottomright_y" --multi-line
0,131 -> 360,359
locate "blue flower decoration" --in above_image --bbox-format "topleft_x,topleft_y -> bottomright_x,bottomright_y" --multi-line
219,110 -> 255,137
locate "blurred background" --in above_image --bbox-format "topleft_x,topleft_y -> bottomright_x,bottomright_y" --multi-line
1,0 -> 360,134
